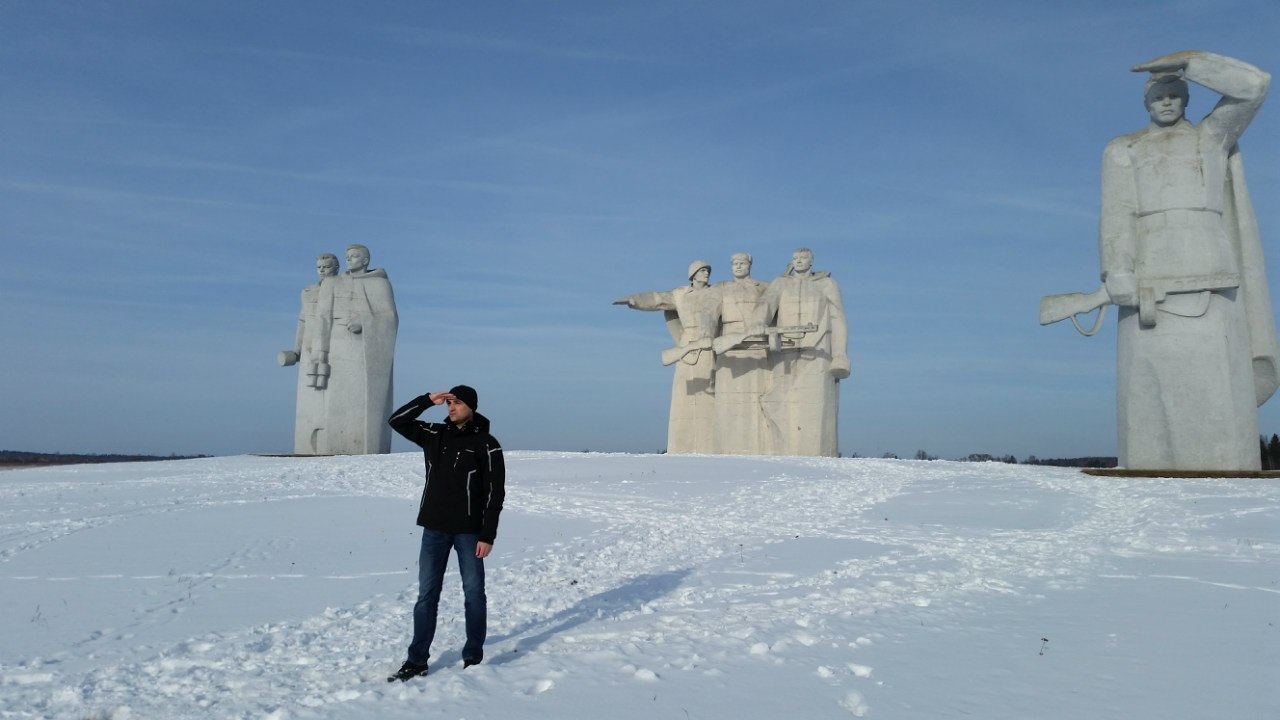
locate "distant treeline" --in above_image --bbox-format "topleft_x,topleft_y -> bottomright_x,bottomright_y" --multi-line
1260,434 -> 1280,470
853,450 -> 1119,467
0,450 -> 209,467
1021,456 -> 1119,468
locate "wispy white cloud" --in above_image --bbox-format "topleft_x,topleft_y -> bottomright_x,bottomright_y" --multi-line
380,25 -> 669,66
0,178 -> 279,209
194,44 -> 394,68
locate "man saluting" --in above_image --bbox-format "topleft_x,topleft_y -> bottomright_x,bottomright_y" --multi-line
386,385 -> 505,681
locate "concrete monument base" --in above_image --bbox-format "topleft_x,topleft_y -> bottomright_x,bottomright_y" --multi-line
1082,468 -> 1280,478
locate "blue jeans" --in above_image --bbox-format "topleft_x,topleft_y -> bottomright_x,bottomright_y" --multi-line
408,529 -> 486,665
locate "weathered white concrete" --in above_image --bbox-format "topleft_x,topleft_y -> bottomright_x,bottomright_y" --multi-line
615,261 -> 718,454
752,248 -> 849,458
618,250 -> 851,457
312,244 -> 399,455
1099,51 -> 1277,470
707,253 -> 771,454
278,253 -> 339,454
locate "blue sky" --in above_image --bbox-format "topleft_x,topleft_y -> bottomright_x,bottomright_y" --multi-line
3,1 -> 1279,459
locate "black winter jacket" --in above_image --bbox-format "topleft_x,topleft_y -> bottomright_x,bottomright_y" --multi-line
388,395 -> 505,543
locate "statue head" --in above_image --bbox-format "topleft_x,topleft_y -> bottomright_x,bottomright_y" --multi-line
790,247 -> 814,274
345,244 -> 371,273
1144,73 -> 1188,127
688,259 -> 711,287
316,253 -> 339,278
730,252 -> 753,279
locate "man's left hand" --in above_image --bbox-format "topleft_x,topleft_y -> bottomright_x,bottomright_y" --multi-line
475,542 -> 492,559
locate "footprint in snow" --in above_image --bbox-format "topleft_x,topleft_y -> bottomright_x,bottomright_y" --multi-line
846,663 -> 873,678
841,690 -> 869,716
794,632 -> 819,646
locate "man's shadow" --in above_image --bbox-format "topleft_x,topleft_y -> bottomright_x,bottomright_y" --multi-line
486,569 -> 691,666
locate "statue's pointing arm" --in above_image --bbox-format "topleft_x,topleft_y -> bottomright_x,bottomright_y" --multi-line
614,290 -> 676,311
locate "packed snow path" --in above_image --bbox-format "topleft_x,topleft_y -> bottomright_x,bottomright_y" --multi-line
1,453 -> 1276,718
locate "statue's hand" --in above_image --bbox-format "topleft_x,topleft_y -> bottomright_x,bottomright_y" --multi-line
830,356 -> 851,380
612,296 -> 634,307
1104,272 -> 1138,307
1131,50 -> 1198,74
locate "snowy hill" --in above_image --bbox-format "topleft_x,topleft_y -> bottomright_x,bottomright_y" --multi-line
1,452 -> 1276,719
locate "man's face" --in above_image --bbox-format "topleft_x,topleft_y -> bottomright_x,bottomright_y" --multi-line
792,252 -> 813,273
346,249 -> 370,273
1146,89 -> 1185,126
731,256 -> 751,279
447,398 -> 474,425
692,267 -> 711,286
316,257 -> 339,278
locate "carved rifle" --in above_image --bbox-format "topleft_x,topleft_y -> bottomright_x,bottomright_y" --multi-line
711,323 -> 818,355
660,338 -> 712,366
1040,273 -> 1241,335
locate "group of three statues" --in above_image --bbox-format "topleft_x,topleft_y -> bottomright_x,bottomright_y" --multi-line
616,248 -> 850,457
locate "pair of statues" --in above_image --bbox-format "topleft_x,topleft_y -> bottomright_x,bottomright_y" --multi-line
279,245 -> 398,455
616,248 -> 849,457
1042,50 -> 1276,471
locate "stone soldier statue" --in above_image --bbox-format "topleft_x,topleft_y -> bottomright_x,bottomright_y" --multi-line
707,252 -> 771,454
314,244 -> 399,455
752,248 -> 849,457
279,253 -> 340,454
1041,51 -> 1277,470
615,260 -> 718,454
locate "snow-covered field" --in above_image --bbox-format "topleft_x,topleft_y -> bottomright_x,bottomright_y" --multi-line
1,452 -> 1276,719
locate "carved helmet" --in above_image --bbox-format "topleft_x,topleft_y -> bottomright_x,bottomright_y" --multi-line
688,259 -> 711,280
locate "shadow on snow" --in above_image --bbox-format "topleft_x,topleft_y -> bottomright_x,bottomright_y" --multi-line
489,569 -> 691,666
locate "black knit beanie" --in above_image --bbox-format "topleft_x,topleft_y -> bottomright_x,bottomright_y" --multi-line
449,384 -> 478,410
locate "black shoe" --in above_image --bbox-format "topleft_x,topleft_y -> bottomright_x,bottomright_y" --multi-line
463,656 -> 482,668
387,660 -> 428,682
